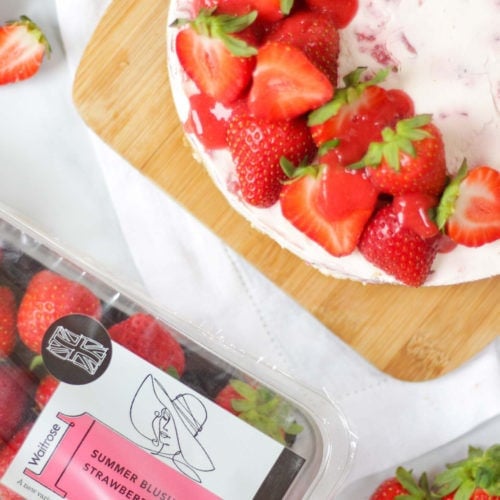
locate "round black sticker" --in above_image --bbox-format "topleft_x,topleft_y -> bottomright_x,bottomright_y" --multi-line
41,314 -> 112,385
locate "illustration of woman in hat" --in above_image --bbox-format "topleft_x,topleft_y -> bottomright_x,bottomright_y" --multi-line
129,374 -> 215,483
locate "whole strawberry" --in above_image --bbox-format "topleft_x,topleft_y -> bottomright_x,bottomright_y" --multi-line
214,378 -> 302,444
0,360 -> 35,444
34,374 -> 59,410
358,198 -> 440,286
0,422 -> 34,500
17,270 -> 102,353
227,108 -> 316,207
266,11 -> 340,85
0,15 -> 51,85
370,467 -> 431,500
353,114 -> 447,197
108,313 -> 185,376
0,286 -> 17,356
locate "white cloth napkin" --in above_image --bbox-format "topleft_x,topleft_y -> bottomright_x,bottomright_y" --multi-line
55,0 -> 500,491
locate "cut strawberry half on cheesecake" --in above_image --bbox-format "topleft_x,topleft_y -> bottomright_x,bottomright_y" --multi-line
437,163 -> 500,247
248,41 -> 334,121
174,9 -> 258,105
280,149 -> 378,256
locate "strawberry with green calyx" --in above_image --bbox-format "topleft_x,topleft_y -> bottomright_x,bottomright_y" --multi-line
174,9 -> 258,104
266,11 -> 340,85
436,162 -> 500,248
280,149 -> 378,257
248,41 -> 334,122
0,15 -> 51,85
370,467 -> 433,500
226,106 -> 316,207
214,379 -> 303,445
358,196 -> 441,286
433,445 -> 500,499
352,114 -> 447,197
308,67 -> 414,164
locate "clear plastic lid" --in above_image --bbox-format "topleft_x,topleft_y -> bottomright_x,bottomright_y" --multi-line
0,205 -> 356,499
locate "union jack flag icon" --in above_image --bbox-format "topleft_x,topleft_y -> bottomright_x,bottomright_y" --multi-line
46,326 -> 109,376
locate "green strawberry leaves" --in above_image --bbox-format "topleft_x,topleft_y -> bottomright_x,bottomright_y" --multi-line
172,8 -> 258,57
433,444 -> 500,498
350,114 -> 433,171
227,379 -> 303,444
308,66 -> 389,126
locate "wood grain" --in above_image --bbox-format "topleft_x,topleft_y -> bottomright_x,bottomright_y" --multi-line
73,0 -> 499,381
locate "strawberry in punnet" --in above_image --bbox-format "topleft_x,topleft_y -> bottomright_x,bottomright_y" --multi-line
308,67 -> 414,165
248,41 -> 334,121
437,163 -> 500,248
266,11 -> 340,85
358,196 -> 441,286
280,148 -> 379,256
304,0 -> 359,28
0,360 -> 35,444
352,114 -> 448,197
184,92 -> 234,149
108,313 -> 185,376
0,286 -> 17,356
370,467 -> 432,500
433,445 -> 500,499
174,9 -> 257,105
34,374 -> 59,410
0,422 -> 34,500
17,269 -> 102,353
0,15 -> 51,85
214,378 -> 302,444
226,106 -> 316,207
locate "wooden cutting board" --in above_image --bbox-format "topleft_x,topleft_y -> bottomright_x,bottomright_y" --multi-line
73,0 -> 499,381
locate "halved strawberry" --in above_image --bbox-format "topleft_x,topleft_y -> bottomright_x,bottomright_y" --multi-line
266,11 -> 340,85
358,200 -> 440,286
280,151 -> 378,256
174,9 -> 257,104
226,107 -> 316,207
308,67 -> 414,164
437,163 -> 500,247
353,114 -> 447,197
248,41 -> 334,121
0,16 -> 50,85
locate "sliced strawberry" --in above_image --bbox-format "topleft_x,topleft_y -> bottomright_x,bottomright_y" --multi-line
174,9 -> 257,105
304,0 -> 359,28
280,154 -> 377,257
248,41 -> 334,121
0,15 -> 51,85
353,114 -> 447,197
358,202 -> 440,286
266,11 -> 340,84
308,67 -> 414,164
227,108 -> 316,207
437,163 -> 500,247
184,93 -> 233,149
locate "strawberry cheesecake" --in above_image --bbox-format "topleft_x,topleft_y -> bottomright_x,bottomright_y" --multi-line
167,0 -> 500,286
